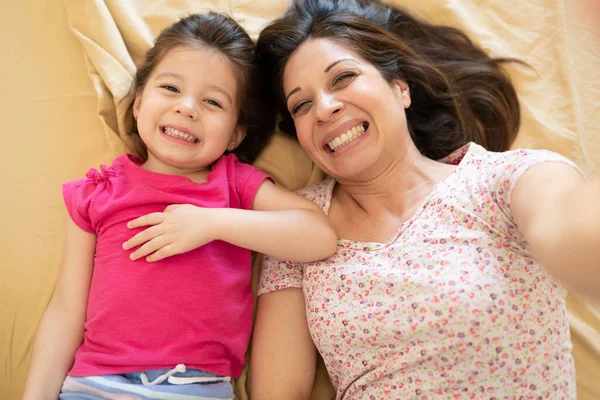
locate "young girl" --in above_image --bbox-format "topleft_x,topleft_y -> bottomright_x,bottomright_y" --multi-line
22,13 -> 337,400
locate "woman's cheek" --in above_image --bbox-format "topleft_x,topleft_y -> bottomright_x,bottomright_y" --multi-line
295,121 -> 313,148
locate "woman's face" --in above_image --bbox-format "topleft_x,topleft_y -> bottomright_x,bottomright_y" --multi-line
283,38 -> 412,181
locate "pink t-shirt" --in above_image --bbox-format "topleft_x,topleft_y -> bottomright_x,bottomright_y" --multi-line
63,153 -> 270,378
259,143 -> 579,399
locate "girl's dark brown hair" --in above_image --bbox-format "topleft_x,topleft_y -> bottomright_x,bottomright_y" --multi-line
124,12 -> 274,164
257,0 -> 525,159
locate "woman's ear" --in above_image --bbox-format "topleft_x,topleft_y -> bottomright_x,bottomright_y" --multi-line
228,125 -> 247,151
133,91 -> 143,120
393,79 -> 411,109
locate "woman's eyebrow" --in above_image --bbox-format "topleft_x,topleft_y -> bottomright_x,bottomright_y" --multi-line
285,87 -> 301,103
285,58 -> 357,102
324,58 -> 355,72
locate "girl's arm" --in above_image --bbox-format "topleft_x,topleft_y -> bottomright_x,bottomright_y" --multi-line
511,162 -> 600,301
250,288 -> 317,399
216,180 -> 337,261
124,180 -> 338,263
22,219 -> 95,400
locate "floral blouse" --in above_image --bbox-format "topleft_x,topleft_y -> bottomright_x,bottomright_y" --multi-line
259,143 -> 579,399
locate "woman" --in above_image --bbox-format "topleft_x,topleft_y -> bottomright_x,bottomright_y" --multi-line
250,0 -> 600,399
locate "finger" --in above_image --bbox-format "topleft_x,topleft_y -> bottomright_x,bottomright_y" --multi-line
123,225 -> 163,250
146,244 -> 179,262
164,204 -> 180,212
129,235 -> 170,260
127,213 -> 165,229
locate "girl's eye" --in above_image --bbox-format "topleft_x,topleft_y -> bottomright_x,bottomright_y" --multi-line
204,99 -> 222,108
333,71 -> 356,86
161,85 -> 179,93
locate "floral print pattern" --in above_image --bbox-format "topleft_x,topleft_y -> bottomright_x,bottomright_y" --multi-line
259,143 -> 578,399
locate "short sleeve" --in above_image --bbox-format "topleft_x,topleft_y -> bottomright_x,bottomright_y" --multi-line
487,148 -> 584,221
230,156 -> 272,210
62,178 -> 97,233
257,254 -> 303,296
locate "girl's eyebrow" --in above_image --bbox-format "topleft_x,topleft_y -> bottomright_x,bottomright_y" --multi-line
207,84 -> 233,104
155,72 -> 184,80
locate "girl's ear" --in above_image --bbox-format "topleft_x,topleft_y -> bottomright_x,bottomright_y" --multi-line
133,91 -> 143,120
393,79 -> 411,109
228,125 -> 247,151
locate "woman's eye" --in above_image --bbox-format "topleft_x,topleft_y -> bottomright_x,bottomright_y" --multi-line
204,99 -> 222,108
292,101 -> 310,115
333,72 -> 356,86
161,85 -> 179,93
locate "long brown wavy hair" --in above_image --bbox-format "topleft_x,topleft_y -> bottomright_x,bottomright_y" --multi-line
257,0 -> 526,159
124,13 -> 275,164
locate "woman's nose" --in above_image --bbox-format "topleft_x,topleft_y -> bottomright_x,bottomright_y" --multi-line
315,92 -> 343,123
173,97 -> 198,120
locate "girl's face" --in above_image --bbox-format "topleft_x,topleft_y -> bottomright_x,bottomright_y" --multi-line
283,38 -> 412,182
133,45 -> 245,176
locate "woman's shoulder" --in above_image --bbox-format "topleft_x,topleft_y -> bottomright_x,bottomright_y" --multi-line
295,178 -> 336,211
446,142 -> 578,175
445,142 -> 582,211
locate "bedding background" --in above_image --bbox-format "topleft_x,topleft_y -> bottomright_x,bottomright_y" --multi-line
1,0 -> 599,398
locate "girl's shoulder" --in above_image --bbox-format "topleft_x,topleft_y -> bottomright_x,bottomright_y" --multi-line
210,153 -> 264,179
83,155 -> 127,184
64,154 -> 128,190
62,155 -> 128,233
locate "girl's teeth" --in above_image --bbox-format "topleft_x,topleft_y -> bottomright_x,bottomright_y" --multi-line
163,127 -> 198,143
327,123 -> 366,152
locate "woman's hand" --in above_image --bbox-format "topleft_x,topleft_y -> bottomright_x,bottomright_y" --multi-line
123,204 -> 218,262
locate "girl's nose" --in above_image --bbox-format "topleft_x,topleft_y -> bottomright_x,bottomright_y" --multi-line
173,97 -> 198,120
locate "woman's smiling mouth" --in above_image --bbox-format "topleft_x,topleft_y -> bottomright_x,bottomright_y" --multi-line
326,122 -> 368,152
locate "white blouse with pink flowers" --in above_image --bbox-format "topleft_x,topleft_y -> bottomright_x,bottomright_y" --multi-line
259,143 -> 579,400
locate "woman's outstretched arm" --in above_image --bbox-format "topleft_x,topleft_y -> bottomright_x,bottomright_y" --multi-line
512,162 -> 600,301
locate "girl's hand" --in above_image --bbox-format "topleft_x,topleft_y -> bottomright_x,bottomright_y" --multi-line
123,204 -> 219,262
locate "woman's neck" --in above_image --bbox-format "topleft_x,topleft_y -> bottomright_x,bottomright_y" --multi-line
334,144 -> 455,220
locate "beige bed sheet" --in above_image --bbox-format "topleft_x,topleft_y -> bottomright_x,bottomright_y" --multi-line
1,0 -> 599,399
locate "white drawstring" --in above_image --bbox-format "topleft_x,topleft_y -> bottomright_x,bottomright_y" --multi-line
141,363 -> 186,385
168,375 -> 232,384
140,363 -> 232,386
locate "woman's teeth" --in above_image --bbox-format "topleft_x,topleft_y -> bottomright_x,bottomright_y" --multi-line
327,123 -> 365,152
163,127 -> 199,143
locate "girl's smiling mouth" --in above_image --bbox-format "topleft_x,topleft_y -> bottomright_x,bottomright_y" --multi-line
161,126 -> 200,144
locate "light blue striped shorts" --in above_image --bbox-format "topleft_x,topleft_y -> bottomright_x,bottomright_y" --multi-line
59,364 -> 233,400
